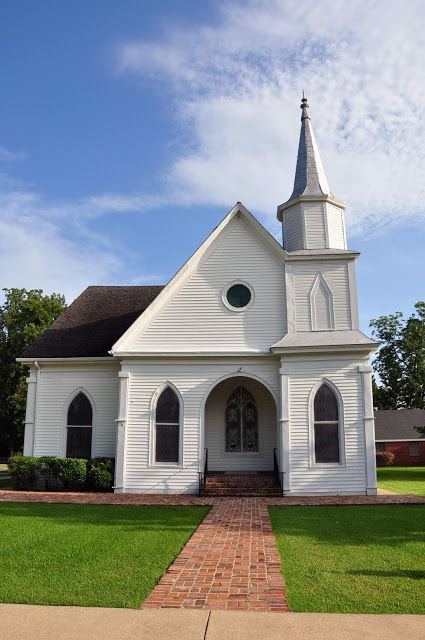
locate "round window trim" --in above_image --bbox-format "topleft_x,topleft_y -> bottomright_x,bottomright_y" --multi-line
222,281 -> 254,312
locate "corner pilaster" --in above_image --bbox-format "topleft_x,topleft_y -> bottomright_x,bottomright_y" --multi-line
23,369 -> 37,456
279,362 -> 291,493
359,364 -> 377,495
114,371 -> 130,493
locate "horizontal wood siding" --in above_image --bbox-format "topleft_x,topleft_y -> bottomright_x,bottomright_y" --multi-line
123,359 -> 280,493
294,261 -> 351,331
327,203 -> 346,249
304,203 -> 326,249
205,377 -> 277,471
287,359 -> 366,494
283,205 -> 303,251
34,364 -> 119,458
132,216 -> 286,353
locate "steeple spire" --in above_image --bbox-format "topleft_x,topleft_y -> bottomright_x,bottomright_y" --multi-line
277,97 -> 346,251
289,96 -> 332,200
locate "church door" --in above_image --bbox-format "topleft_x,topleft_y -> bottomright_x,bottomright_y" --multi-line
225,386 -> 259,453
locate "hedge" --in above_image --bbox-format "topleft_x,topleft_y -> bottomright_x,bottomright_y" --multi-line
8,454 -> 115,492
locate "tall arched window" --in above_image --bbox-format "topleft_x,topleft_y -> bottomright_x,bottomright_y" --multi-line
66,392 -> 93,458
155,387 -> 180,463
313,383 -> 340,463
225,386 -> 258,453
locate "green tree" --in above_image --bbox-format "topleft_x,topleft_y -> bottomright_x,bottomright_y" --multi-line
0,288 -> 66,456
370,302 -> 425,409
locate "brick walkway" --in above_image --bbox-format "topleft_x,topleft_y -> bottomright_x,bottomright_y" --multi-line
143,499 -> 287,612
0,490 -> 423,612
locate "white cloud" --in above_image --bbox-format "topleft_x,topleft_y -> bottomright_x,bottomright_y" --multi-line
116,0 -> 425,234
0,146 -> 26,162
0,183 -> 167,302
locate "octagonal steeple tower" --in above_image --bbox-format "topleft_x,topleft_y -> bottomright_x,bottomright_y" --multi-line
278,97 -> 347,251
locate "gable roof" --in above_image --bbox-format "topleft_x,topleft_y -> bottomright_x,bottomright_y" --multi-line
374,409 -> 425,441
20,285 -> 164,358
112,202 -> 286,354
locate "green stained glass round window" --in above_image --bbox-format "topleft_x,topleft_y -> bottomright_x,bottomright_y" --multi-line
226,283 -> 252,309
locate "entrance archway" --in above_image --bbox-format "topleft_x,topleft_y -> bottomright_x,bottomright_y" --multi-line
204,375 -> 278,472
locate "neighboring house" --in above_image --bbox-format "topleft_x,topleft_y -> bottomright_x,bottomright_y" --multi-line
375,409 -> 425,466
19,98 -> 379,496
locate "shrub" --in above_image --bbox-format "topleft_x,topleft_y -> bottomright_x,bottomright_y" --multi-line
56,458 -> 87,489
87,458 -> 114,491
8,455 -> 114,492
8,453 -> 38,490
376,450 -> 395,467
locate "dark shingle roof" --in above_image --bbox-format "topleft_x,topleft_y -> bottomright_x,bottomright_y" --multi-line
374,409 -> 425,441
21,285 -> 164,358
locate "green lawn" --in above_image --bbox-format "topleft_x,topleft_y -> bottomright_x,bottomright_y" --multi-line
0,502 -> 209,608
377,466 -> 425,496
269,505 -> 425,614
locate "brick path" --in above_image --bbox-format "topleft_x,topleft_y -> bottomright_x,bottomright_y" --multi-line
0,490 -> 423,612
143,499 -> 287,612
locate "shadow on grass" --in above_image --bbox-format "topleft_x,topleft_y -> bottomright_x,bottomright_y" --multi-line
347,569 -> 425,580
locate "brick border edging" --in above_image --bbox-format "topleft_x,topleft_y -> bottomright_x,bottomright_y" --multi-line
0,489 -> 424,506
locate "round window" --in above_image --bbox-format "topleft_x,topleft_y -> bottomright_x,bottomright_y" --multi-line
226,283 -> 252,309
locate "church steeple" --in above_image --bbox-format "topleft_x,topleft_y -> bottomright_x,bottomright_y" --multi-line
277,97 -> 347,252
290,96 -> 332,200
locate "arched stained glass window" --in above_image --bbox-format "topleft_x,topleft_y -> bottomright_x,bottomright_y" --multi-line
225,386 -> 258,453
155,387 -> 180,463
66,392 -> 93,458
313,383 -> 340,463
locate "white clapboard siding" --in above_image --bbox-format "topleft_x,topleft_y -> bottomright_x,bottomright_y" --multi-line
283,204 -> 304,251
304,203 -> 326,249
287,359 -> 366,494
205,377 -> 277,471
327,203 -> 346,249
34,364 -> 119,457
131,215 -> 286,353
294,261 -> 351,331
123,359 -> 280,493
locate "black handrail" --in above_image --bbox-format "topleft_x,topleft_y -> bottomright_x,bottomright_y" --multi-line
198,447 -> 208,496
273,447 -> 284,496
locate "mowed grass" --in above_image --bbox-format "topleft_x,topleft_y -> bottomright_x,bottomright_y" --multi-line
0,502 -> 209,608
269,505 -> 425,614
377,466 -> 425,496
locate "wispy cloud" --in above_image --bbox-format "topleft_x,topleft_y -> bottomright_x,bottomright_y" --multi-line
0,146 -> 26,162
116,0 -> 425,235
0,179 -> 166,301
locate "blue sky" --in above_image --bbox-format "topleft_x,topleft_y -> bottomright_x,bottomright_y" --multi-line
0,0 -> 424,333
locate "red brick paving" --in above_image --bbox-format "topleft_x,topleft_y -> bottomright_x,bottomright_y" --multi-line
142,499 -> 288,612
0,490 -> 423,612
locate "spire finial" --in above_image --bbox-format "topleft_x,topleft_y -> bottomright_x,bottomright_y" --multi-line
300,93 -> 310,120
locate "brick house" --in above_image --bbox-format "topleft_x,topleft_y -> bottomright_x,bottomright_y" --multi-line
375,409 -> 425,466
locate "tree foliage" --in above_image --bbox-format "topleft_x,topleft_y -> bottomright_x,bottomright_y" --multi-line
370,302 -> 425,409
0,288 -> 66,456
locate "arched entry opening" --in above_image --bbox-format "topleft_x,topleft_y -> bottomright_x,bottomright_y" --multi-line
204,375 -> 278,473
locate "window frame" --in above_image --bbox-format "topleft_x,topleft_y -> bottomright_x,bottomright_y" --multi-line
308,379 -> 346,468
150,382 -> 184,468
62,389 -> 95,459
222,280 -> 254,312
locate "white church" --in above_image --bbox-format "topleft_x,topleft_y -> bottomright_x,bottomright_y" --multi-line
20,98 -> 378,496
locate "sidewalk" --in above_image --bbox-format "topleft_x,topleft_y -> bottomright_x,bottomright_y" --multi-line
0,604 -> 423,640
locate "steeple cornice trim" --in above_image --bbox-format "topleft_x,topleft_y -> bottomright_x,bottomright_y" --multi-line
277,194 -> 346,221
